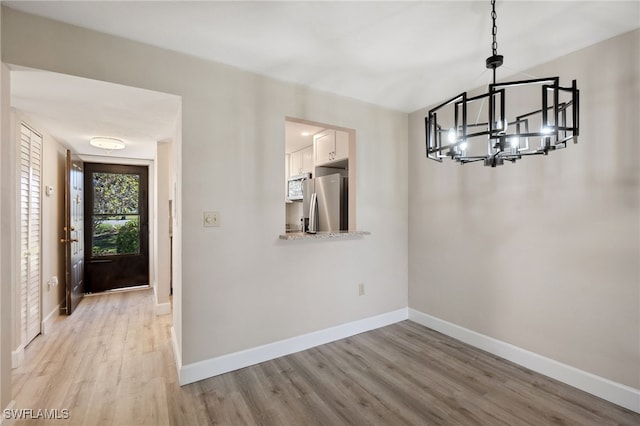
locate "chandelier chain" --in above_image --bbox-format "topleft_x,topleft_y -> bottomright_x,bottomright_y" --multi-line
491,0 -> 498,56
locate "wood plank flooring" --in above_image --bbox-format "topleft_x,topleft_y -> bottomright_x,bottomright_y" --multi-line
11,289 -> 640,425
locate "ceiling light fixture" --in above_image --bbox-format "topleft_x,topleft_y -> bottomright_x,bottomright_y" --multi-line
425,0 -> 579,167
89,137 -> 125,151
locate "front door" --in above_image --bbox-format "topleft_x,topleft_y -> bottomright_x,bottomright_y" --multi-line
84,163 -> 149,293
63,150 -> 84,314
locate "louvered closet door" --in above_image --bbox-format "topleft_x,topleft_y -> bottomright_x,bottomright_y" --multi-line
20,123 -> 42,346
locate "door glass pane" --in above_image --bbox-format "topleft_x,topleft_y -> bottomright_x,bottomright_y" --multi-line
91,172 -> 140,256
92,173 -> 139,215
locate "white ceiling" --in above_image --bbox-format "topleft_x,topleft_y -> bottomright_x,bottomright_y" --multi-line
10,66 -> 181,159
4,1 -> 639,157
285,121 -> 326,154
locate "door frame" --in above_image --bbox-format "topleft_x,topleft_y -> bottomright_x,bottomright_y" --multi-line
77,155 -> 156,294
83,162 -> 149,293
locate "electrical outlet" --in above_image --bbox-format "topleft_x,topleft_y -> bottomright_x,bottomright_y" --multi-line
203,211 -> 220,227
358,283 -> 365,296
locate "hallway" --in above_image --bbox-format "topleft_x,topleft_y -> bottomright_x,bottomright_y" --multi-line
11,289 -> 178,425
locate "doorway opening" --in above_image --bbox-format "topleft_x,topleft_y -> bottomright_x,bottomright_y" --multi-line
83,163 -> 149,293
284,118 -> 357,234
6,66 -> 182,389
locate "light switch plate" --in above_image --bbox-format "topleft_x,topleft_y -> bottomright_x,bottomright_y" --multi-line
203,211 -> 220,227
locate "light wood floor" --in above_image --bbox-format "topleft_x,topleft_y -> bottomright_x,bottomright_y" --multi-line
12,289 -> 640,425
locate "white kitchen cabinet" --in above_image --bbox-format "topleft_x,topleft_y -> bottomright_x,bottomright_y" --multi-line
334,130 -> 349,161
289,145 -> 313,176
290,150 -> 302,176
301,145 -> 313,174
314,129 -> 348,166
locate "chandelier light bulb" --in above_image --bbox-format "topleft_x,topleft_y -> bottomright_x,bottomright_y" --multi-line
448,128 -> 456,143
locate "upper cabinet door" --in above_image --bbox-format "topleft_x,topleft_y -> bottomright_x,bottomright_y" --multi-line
314,129 -> 349,166
290,146 -> 313,176
334,130 -> 349,162
301,146 -> 313,174
314,130 -> 335,165
290,149 -> 303,176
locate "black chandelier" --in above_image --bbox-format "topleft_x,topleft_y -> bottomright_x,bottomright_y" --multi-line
425,0 -> 579,167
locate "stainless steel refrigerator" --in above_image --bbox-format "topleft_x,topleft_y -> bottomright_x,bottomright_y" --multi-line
303,173 -> 348,233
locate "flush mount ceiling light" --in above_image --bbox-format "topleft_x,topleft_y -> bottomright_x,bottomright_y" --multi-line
426,0 -> 579,167
89,137 -> 125,150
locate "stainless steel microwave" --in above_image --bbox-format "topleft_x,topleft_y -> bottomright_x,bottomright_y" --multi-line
287,173 -> 310,201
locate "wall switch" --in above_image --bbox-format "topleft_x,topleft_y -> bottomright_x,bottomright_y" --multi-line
358,283 -> 365,296
203,211 -> 220,227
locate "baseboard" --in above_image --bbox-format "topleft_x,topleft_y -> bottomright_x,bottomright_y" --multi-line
155,302 -> 171,316
11,345 -> 24,369
0,400 -> 16,425
408,308 -> 640,414
41,301 -> 63,334
153,283 -> 171,316
179,308 -> 409,385
170,326 -> 182,374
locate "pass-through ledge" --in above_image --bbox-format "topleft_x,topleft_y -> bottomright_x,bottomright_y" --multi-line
279,230 -> 371,240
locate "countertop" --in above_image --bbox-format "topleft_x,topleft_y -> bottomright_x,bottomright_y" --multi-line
279,230 -> 370,240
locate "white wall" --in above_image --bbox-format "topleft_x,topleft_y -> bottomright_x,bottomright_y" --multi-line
408,30 -> 640,389
1,7 -> 408,375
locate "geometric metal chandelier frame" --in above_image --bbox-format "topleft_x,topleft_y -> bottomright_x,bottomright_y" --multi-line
425,0 -> 579,167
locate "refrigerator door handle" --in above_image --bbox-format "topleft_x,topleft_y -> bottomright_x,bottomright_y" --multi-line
308,192 -> 318,234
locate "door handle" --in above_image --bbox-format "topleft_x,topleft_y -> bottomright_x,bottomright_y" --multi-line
60,238 -> 79,243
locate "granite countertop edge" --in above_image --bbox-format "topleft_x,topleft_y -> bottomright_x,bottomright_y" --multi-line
278,230 -> 371,240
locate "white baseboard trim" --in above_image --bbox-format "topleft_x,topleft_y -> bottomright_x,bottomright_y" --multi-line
0,400 -> 16,425
408,308 -> 640,414
170,326 -> 182,374
11,345 -> 24,369
155,302 -> 171,316
153,283 -> 171,316
179,308 -> 409,385
41,301 -> 63,335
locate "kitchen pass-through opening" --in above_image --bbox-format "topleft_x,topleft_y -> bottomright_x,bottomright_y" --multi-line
284,117 -> 356,234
